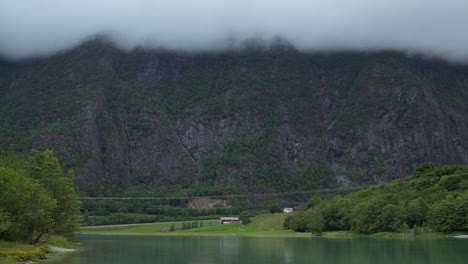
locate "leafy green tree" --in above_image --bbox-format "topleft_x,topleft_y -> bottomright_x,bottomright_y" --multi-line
283,215 -> 292,229
287,211 -> 308,232
428,193 -> 467,232
404,198 -> 428,228
26,150 -> 81,238
239,211 -> 251,225
415,162 -> 436,173
269,201 -> 281,213
82,210 -> 90,226
0,167 -> 57,243
0,208 -> 12,234
437,174 -> 463,191
318,196 -> 347,231
306,208 -> 325,235
0,150 -> 81,244
351,198 -> 386,233
379,204 -> 403,232
306,196 -> 322,209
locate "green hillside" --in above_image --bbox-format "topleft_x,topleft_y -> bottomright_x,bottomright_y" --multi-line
286,163 -> 468,234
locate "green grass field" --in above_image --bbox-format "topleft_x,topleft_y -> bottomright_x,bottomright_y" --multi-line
80,213 -> 465,238
79,214 -> 303,236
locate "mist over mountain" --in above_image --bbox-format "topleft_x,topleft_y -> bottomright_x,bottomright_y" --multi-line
1,1 -> 467,197
1,0 -> 468,63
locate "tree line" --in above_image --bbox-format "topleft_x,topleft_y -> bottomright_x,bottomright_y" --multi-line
0,149 -> 80,244
284,163 -> 467,234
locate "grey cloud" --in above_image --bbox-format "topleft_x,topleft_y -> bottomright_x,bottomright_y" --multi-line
1,0 -> 468,62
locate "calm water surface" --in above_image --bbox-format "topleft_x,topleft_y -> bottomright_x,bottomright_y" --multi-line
47,234 -> 467,264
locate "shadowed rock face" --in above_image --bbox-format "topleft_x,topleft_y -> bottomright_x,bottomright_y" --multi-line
1,41 -> 467,195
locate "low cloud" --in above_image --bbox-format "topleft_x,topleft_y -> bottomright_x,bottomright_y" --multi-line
1,0 -> 468,62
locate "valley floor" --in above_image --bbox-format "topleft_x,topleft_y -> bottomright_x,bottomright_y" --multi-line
79,214 -> 466,239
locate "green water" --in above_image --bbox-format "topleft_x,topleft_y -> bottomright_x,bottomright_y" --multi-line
47,235 -> 467,264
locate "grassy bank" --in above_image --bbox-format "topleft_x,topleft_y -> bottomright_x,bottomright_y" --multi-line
0,241 -> 51,263
0,236 -> 78,263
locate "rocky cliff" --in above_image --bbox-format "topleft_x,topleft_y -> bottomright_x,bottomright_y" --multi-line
0,40 -> 467,196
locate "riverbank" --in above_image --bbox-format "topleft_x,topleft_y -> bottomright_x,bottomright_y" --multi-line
0,236 -> 78,263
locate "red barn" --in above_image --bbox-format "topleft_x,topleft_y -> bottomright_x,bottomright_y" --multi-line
220,217 -> 239,224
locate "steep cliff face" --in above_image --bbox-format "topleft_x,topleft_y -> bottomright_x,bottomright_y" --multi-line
0,41 -> 467,196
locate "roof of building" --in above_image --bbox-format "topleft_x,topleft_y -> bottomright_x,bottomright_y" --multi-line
220,217 -> 239,220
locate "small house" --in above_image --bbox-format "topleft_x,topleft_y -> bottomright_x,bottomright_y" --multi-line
220,217 -> 239,224
283,207 -> 299,213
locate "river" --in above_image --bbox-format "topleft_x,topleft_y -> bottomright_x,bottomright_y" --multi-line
47,234 -> 467,264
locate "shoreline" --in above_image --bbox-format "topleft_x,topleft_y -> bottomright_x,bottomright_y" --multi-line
78,231 -> 315,238
48,246 -> 78,253
0,245 -> 78,264
78,229 -> 467,239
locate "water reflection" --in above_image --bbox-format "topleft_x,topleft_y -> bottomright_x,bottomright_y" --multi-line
47,235 -> 467,264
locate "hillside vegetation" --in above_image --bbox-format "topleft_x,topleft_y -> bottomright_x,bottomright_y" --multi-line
285,164 -> 468,234
0,41 -> 467,200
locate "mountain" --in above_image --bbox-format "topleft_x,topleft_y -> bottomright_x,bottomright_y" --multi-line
0,40 -> 467,197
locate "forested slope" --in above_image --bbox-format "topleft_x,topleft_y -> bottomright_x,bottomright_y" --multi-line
0,40 -> 467,197
285,163 -> 468,233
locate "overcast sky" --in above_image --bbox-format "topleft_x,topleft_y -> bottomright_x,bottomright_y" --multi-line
1,0 -> 468,62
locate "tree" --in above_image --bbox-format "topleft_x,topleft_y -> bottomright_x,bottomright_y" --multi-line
428,193 -> 467,232
287,211 -> 308,232
283,215 -> 292,229
350,198 -> 386,233
239,211 -> 251,225
404,198 -> 428,228
0,208 -> 12,234
269,201 -> 281,213
0,150 -> 81,244
379,204 -> 403,232
0,167 -> 56,243
306,196 -> 322,209
306,208 -> 325,235
26,150 -> 81,239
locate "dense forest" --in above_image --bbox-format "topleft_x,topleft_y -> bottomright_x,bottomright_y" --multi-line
0,149 -> 80,244
284,163 -> 468,234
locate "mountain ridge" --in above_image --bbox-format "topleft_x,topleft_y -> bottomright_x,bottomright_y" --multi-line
0,40 -> 467,197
